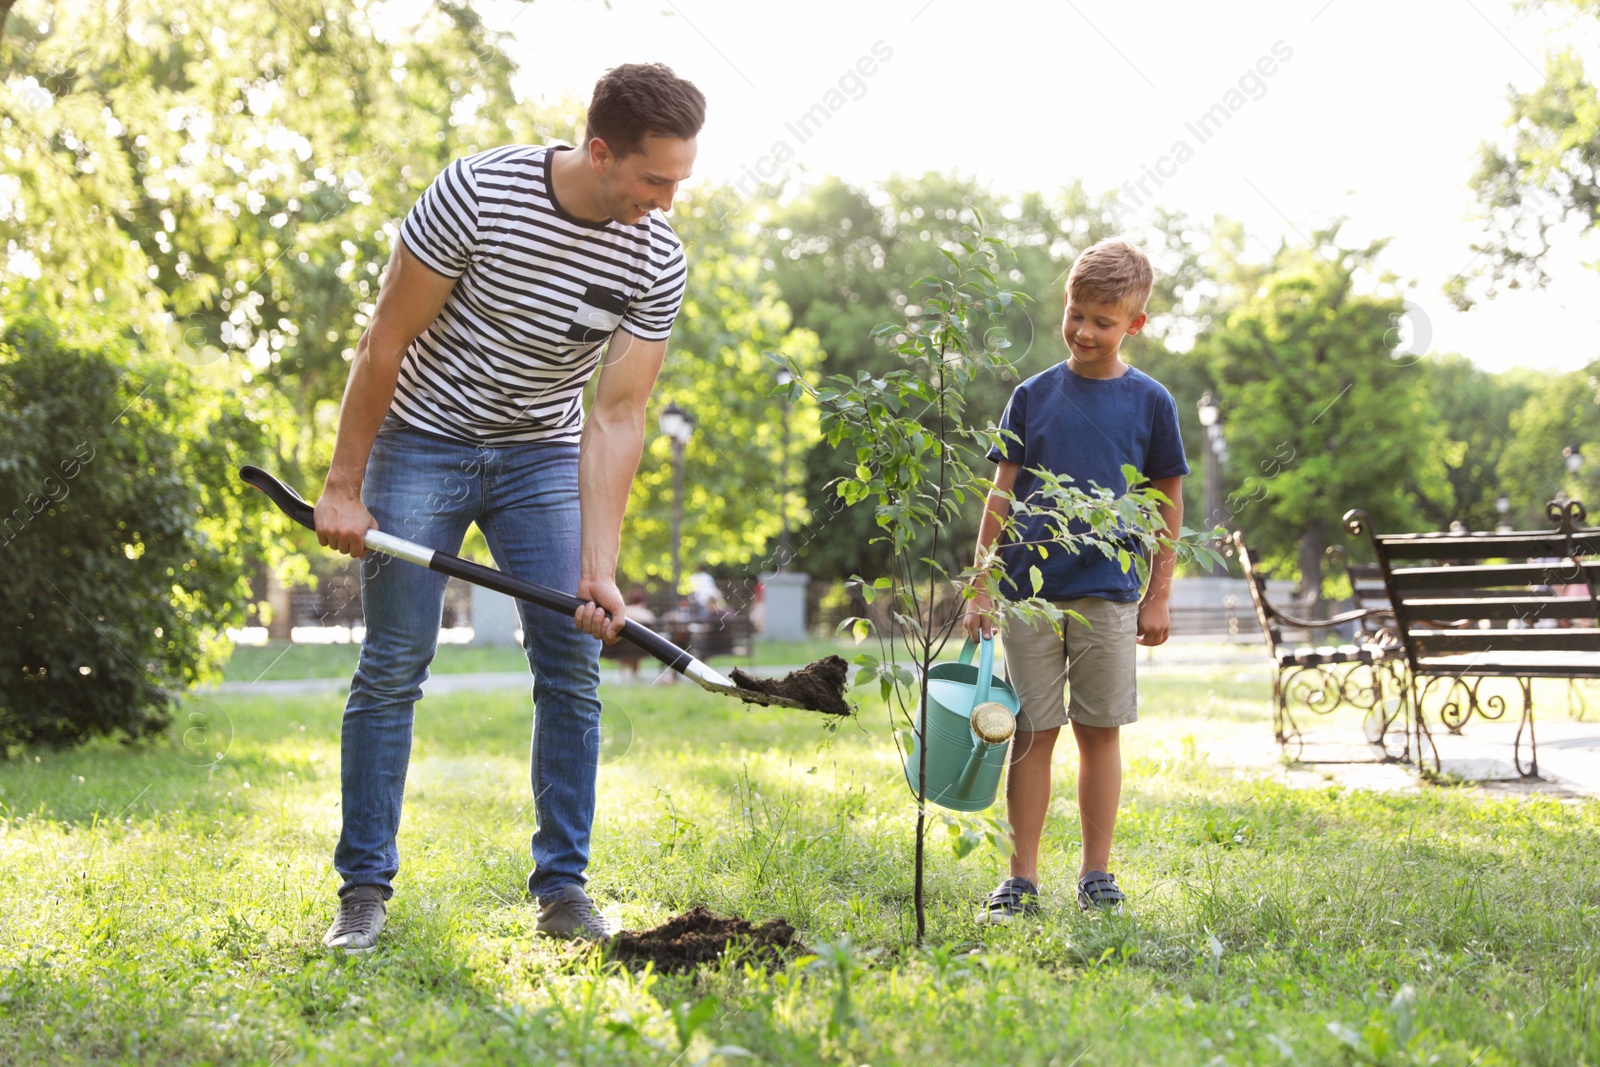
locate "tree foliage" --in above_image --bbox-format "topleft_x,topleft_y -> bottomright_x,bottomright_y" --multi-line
1451,1 -> 1600,308
1498,361 -> 1600,519
1407,355 -> 1544,531
619,187 -> 824,588
1200,229 -> 1442,605
0,299 -> 278,751
0,0 -> 574,476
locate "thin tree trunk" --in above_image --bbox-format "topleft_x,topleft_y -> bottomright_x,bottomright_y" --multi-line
0,0 -> 17,46
910,540 -> 932,944
913,333 -> 954,945
914,695 -> 926,941
1298,517 -> 1327,619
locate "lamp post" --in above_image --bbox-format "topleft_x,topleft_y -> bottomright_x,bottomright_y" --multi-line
1197,392 -> 1222,531
659,401 -> 694,601
775,369 -> 793,572
1496,492 -> 1511,534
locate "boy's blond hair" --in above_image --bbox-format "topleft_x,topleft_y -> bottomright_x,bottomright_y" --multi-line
1066,238 -> 1154,316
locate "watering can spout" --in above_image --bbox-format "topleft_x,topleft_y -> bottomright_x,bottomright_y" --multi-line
954,744 -> 987,799
955,699 -> 1017,798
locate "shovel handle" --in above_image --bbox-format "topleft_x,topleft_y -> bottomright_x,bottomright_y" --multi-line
238,465 -> 694,673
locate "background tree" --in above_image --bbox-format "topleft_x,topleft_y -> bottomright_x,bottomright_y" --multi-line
1497,362 -> 1600,520
1406,356 -> 1545,530
618,186 -> 824,591
0,298 -> 278,751
0,0 -> 573,480
1200,229 -> 1442,609
1450,0 -> 1600,308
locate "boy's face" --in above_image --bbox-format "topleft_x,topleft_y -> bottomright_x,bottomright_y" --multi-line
1062,292 -> 1147,372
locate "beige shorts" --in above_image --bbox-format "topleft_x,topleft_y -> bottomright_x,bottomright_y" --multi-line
1000,597 -> 1139,731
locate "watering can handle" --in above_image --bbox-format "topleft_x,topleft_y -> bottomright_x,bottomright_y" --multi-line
975,635 -> 995,705
958,639 -> 977,665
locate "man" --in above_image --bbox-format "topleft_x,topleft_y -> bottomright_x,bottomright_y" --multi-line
314,63 -> 704,951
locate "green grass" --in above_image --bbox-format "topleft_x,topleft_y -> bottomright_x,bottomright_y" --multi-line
1,667 -> 1596,1065
221,635 -> 858,682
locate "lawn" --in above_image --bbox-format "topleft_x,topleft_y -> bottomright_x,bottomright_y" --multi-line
0,663 -> 1595,1065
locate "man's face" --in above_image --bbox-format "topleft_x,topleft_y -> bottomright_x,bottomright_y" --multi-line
1062,292 -> 1146,369
592,134 -> 697,224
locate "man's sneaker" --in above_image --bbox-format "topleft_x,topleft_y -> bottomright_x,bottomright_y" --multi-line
535,883 -> 616,942
324,885 -> 387,953
976,877 -> 1041,925
1077,870 -> 1126,913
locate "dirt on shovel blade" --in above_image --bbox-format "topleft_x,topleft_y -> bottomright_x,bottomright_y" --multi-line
609,906 -> 804,973
730,654 -> 851,715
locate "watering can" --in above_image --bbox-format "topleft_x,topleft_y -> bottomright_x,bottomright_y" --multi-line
903,636 -> 1020,812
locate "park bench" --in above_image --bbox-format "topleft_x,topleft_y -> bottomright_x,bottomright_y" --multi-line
1232,533 -> 1411,761
1343,502 -> 1600,777
1167,600 -> 1251,641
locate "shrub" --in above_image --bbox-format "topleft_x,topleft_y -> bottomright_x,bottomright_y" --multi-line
0,303 -> 274,752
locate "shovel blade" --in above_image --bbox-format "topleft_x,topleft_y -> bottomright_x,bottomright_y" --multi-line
684,661 -> 814,711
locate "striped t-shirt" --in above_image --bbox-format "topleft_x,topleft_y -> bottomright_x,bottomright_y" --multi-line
392,144 -> 688,445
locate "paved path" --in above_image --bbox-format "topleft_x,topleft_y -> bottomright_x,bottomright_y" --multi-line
1210,716 -> 1600,800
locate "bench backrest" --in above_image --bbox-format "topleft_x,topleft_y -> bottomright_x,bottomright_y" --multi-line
1232,534 -> 1286,652
1343,510 -> 1600,670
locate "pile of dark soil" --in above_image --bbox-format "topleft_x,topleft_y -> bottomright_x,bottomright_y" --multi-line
608,906 -> 804,973
731,654 -> 851,716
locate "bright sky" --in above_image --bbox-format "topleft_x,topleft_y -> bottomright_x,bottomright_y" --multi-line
455,0 -> 1600,373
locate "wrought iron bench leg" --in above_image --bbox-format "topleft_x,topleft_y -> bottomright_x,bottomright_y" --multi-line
1273,669 -> 1303,757
1513,677 -> 1538,779
1374,660 -> 1412,764
1411,674 -> 1441,774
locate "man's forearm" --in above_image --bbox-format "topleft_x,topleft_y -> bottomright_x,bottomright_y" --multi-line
577,412 -> 646,582
323,333 -> 404,498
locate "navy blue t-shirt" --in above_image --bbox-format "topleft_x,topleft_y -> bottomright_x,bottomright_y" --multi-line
985,363 -> 1189,603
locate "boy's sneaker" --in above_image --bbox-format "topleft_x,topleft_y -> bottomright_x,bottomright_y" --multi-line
1077,870 -> 1125,913
324,885 -> 387,953
975,877 -> 1041,925
535,883 -> 616,942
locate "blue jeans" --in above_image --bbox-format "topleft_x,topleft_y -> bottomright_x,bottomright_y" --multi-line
334,421 -> 602,902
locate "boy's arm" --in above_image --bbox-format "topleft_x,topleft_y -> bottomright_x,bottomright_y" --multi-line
964,461 -> 1021,641
1137,474 -> 1184,646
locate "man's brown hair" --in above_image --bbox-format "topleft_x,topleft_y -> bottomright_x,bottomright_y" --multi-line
1066,238 -> 1154,316
584,63 -> 706,158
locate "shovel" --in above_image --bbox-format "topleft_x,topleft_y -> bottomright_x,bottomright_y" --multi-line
238,465 -> 815,711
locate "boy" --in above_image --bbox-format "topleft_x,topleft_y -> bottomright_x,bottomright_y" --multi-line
965,238 -> 1187,921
